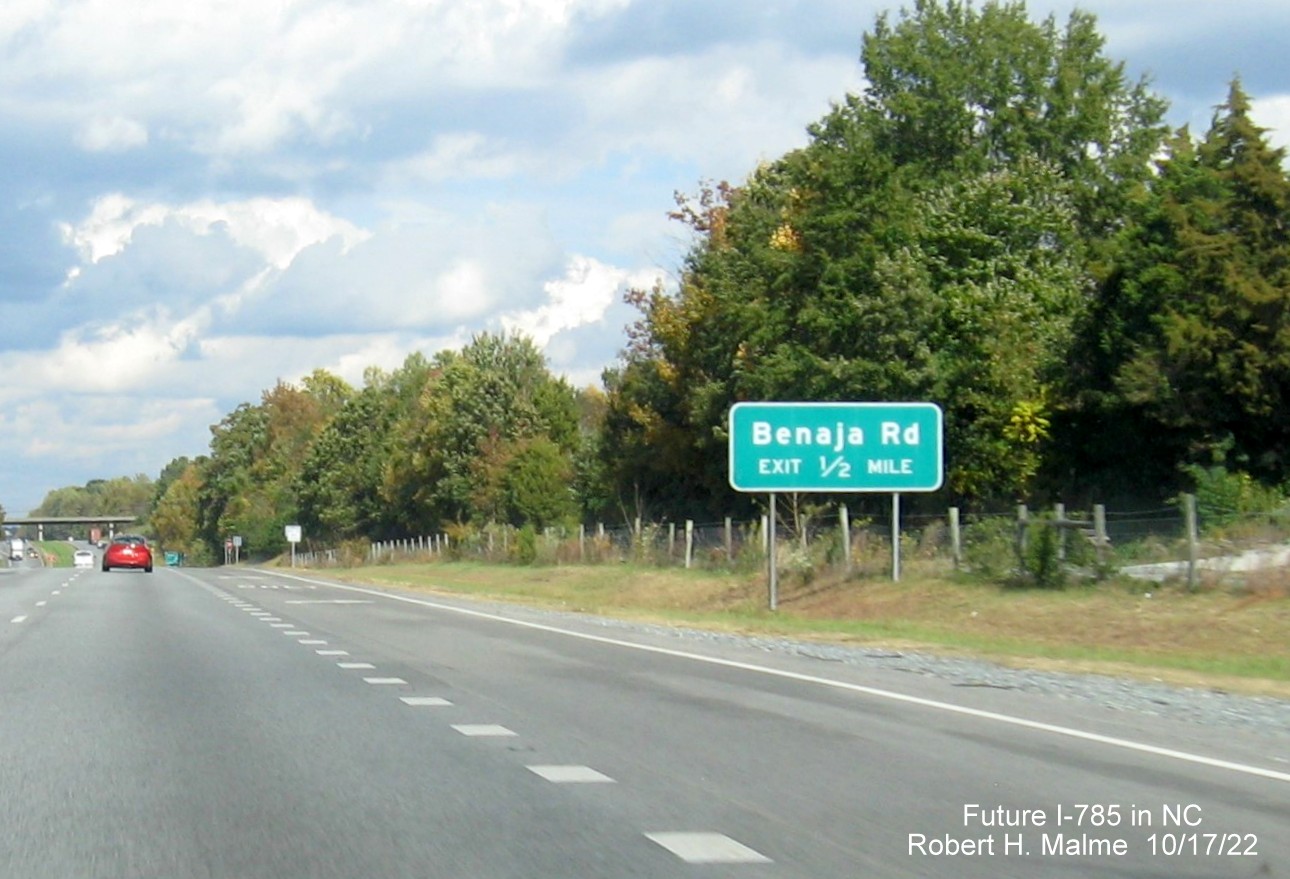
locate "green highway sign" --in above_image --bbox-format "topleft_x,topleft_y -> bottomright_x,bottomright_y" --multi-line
728,402 -> 943,493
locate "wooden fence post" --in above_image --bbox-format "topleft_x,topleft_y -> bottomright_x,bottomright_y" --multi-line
1054,502 -> 1066,562
1093,504 -> 1108,569
949,507 -> 961,570
1182,493 -> 1198,592
685,520 -> 694,569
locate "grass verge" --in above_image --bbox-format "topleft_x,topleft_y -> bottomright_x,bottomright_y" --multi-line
310,559 -> 1290,699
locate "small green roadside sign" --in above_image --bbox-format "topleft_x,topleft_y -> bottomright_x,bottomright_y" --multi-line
728,402 -> 943,493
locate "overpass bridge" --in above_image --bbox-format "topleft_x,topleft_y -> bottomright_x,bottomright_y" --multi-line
4,516 -> 138,541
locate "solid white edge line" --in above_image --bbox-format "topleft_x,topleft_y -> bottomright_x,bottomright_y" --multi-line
211,569 -> 1290,785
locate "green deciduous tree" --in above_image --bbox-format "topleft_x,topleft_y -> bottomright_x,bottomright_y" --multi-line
604,0 -> 1164,510
151,460 -> 209,562
196,372 -> 352,557
32,476 -> 156,537
383,333 -> 579,528
296,367 -> 416,542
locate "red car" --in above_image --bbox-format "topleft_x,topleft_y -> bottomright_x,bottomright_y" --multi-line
102,535 -> 153,573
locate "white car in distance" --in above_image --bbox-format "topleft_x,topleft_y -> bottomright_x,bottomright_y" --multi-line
73,549 -> 95,569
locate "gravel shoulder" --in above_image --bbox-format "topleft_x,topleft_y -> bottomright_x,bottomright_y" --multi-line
340,576 -> 1290,743
569,612 -> 1290,739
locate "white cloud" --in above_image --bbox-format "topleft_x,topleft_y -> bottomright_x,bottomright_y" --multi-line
569,41 -> 862,174
0,395 -> 219,465
305,329 -> 473,386
194,330 -> 472,393
0,0 -> 48,43
232,203 -> 564,334
76,116 -> 149,152
14,309 -> 204,394
396,132 -> 533,182
1253,94 -> 1290,153
0,0 -> 632,156
500,254 -> 657,347
61,193 -> 368,269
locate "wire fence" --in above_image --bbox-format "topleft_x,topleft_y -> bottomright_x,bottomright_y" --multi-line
289,496 -> 1290,591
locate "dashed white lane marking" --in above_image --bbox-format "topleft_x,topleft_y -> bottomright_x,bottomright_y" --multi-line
260,570 -> 1290,785
36,601 -> 47,607
259,617 -> 283,622
316,650 -> 349,656
269,623 -> 294,628
299,639 -> 327,645
51,590 -> 61,595
644,833 -> 772,864
10,616 -> 27,624
284,599 -> 373,605
527,765 -> 615,783
338,662 -> 376,669
363,677 -> 407,686
400,696 -> 453,707
282,630 -> 309,636
452,724 -> 516,737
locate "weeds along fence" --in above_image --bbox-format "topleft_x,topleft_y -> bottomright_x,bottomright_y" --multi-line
290,494 -> 1290,591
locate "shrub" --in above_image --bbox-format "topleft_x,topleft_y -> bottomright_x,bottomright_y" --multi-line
1184,463 -> 1285,530
962,515 -> 1017,580
1021,516 -> 1066,589
515,524 -> 538,565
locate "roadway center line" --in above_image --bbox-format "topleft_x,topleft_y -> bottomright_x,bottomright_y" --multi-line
10,615 -> 27,624
249,568 -> 1290,785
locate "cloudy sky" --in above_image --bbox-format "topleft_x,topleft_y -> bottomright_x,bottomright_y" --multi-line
1,0 -> 1287,515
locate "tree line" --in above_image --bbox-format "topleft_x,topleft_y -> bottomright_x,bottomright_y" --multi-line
29,0 -> 1290,560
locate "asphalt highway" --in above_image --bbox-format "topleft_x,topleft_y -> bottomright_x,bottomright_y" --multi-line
1,563 -> 1286,878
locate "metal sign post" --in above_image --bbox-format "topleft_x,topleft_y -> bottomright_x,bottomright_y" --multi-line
729,402 -> 943,599
285,525 -> 302,568
768,492 -> 777,611
892,493 -> 901,582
